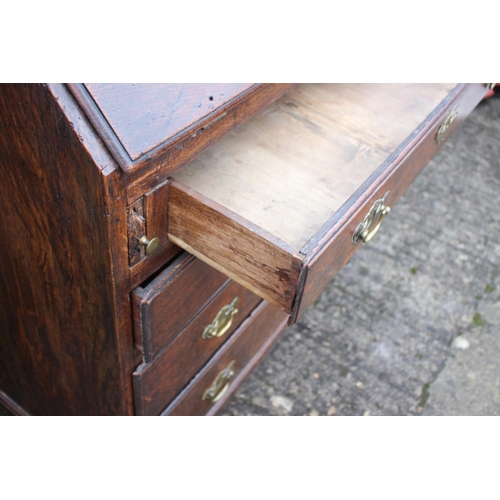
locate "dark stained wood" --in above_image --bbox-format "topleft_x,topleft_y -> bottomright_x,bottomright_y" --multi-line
128,196 -> 146,266
85,84 -> 254,160
173,84 -> 457,251
0,82 -> 487,416
99,164 -> 138,416
124,83 -> 295,202
0,84 -> 136,415
144,181 -> 170,253
130,242 -> 182,292
0,388 -> 29,416
168,180 -> 303,313
163,301 -> 288,416
134,280 -> 262,415
127,180 -> 182,287
132,253 -> 229,361
297,84 -> 467,258
166,83 -> 487,323
0,403 -> 15,416
67,83 -> 294,180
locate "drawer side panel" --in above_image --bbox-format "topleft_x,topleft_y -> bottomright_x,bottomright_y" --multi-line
168,180 -> 303,313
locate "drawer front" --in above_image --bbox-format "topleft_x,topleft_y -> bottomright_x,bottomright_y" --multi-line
166,83 -> 487,323
132,252 -> 229,361
133,280 -> 262,415
128,181 -> 182,289
162,301 -> 288,416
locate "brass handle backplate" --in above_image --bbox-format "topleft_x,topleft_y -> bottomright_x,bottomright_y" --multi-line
202,297 -> 239,339
352,191 -> 391,244
139,235 -> 160,256
435,107 -> 459,145
202,360 -> 235,402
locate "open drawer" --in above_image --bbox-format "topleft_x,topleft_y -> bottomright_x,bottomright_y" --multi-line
162,83 -> 487,323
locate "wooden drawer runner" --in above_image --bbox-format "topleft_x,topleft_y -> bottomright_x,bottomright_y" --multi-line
132,252 -> 229,361
133,280 -> 262,415
162,301 -> 288,416
165,83 -> 487,323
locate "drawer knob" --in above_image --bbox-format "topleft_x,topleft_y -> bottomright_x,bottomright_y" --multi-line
202,297 -> 239,340
202,360 -> 235,402
139,235 -> 160,256
352,191 -> 391,244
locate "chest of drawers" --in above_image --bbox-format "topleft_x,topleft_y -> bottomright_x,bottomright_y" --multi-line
0,83 -> 488,415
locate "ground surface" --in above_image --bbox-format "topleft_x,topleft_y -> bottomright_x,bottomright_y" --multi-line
221,91 -> 500,417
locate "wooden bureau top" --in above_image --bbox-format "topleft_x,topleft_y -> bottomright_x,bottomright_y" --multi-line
67,83 -> 293,178
83,84 -> 253,160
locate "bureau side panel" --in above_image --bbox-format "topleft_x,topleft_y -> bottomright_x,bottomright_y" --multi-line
0,84 -> 134,415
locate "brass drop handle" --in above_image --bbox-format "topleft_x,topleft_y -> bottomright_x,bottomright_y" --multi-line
139,235 -> 160,255
202,297 -> 239,339
435,107 -> 459,145
352,191 -> 391,244
360,205 -> 391,243
202,360 -> 235,402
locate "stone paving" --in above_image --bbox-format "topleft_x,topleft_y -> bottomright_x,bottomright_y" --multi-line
221,92 -> 500,416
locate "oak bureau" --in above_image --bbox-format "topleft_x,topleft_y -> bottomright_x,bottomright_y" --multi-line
0,83 -> 489,415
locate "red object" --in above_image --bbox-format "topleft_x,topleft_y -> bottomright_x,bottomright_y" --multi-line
484,84 -> 497,99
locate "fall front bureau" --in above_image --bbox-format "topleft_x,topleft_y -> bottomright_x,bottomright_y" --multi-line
0,83 -> 488,415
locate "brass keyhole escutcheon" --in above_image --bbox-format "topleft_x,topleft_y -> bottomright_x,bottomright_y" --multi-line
352,191 -> 391,245
139,235 -> 160,256
202,297 -> 239,339
202,360 -> 236,403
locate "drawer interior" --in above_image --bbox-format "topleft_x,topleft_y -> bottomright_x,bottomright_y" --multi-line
172,84 -> 455,250
168,83 -> 479,321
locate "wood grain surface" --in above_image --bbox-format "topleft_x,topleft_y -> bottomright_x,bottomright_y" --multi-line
294,83 -> 488,322
85,83 -> 254,160
0,84 -> 136,415
0,82 -> 485,416
127,196 -> 146,267
169,84 -> 475,318
174,83 -> 456,251
68,83 -> 294,179
127,180 -> 183,288
168,180 -> 303,313
0,388 -> 29,415
132,253 -> 229,361
162,301 -> 288,416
